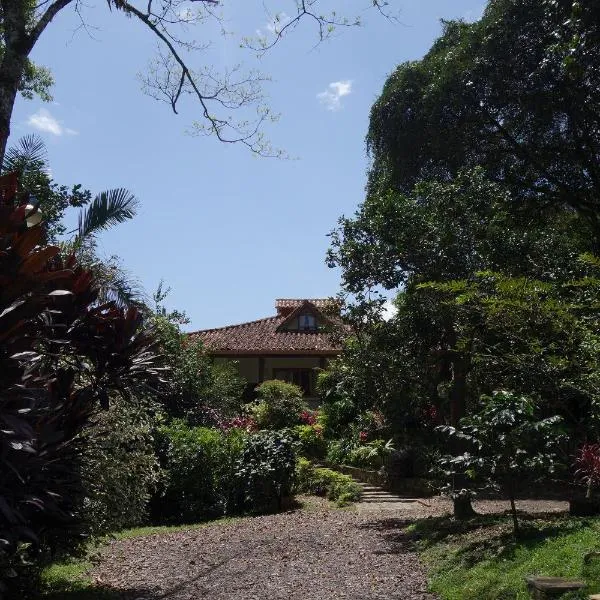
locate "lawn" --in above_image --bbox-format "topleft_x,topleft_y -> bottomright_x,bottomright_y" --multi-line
408,513 -> 600,600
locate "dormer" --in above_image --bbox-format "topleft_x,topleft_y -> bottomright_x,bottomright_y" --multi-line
275,299 -> 338,333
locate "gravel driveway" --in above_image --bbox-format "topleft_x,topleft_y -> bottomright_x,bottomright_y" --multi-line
91,499 -> 436,600
90,496 -> 567,600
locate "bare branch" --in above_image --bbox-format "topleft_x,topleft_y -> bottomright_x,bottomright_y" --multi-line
29,0 -> 74,48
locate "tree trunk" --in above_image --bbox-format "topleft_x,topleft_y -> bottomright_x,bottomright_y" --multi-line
0,52 -> 28,165
449,355 -> 468,426
453,493 -> 476,519
508,479 -> 520,537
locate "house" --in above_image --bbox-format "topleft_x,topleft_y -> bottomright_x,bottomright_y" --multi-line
190,299 -> 346,403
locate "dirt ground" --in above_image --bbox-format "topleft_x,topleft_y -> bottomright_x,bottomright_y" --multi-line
90,496 -> 567,600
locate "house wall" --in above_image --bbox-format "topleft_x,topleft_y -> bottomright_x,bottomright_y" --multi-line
264,356 -> 322,379
214,357 -> 258,382
213,355 -> 329,406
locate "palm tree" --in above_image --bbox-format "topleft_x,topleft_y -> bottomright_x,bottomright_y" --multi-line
3,134 -> 146,308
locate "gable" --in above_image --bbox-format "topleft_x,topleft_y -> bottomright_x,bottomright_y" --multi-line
276,301 -> 331,332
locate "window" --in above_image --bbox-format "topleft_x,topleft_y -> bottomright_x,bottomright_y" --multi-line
273,368 -> 315,395
299,313 -> 317,331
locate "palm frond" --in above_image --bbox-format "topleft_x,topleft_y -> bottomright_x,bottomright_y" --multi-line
91,258 -> 147,309
77,188 -> 139,240
3,134 -> 48,173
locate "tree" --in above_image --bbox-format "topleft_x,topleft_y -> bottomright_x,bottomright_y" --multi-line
367,0 -> 600,240
151,283 -> 247,422
3,134 -> 146,307
328,170 -> 595,427
439,391 -> 565,536
0,0 -> 392,163
2,134 -> 90,242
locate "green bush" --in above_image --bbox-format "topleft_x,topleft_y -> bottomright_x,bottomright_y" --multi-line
249,380 -> 306,429
295,458 -> 362,506
293,424 -> 327,459
153,422 -> 297,523
80,399 -> 162,536
346,439 -> 395,470
235,430 -> 297,513
153,421 -> 245,523
326,438 -> 356,466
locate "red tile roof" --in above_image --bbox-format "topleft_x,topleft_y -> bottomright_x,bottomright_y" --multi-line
190,299 -> 345,355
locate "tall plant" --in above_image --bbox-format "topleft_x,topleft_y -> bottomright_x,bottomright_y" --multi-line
0,173 -> 160,594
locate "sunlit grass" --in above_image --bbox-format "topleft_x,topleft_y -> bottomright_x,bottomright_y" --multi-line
414,515 -> 600,600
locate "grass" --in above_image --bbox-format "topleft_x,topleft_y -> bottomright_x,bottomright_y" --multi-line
405,513 -> 600,600
39,517 -> 241,600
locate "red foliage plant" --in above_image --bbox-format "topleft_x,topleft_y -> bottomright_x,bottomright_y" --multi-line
0,173 -> 161,593
300,410 -> 317,425
575,443 -> 600,499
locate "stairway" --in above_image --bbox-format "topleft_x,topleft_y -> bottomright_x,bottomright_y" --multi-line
358,482 -> 408,503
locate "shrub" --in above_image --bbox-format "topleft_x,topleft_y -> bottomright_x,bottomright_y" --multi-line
153,421 -> 245,523
326,438 -> 356,466
295,458 -> 362,506
80,399 -> 162,536
347,439 -> 395,470
249,380 -> 306,429
153,422 -> 296,523
234,430 -> 297,513
0,178 -> 161,593
575,442 -> 600,499
293,424 -> 327,460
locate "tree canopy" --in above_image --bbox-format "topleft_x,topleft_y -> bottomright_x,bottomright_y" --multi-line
367,0 -> 600,238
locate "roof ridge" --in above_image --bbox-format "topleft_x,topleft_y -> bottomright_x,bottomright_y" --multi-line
189,314 -> 280,335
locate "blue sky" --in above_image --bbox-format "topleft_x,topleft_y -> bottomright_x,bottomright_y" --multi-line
11,0 -> 485,330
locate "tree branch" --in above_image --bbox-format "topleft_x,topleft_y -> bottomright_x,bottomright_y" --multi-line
29,0 -> 74,49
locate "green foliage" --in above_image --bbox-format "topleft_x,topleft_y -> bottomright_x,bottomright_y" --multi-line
154,422 -> 296,522
295,458 -> 361,506
151,289 -> 247,423
2,135 -> 91,242
366,0 -> 600,225
325,438 -> 356,466
250,380 -> 306,430
235,430 -> 297,513
75,188 -> 139,242
0,178 -> 161,593
79,399 -> 162,537
439,391 -> 566,535
347,439 -> 394,470
154,421 -> 244,523
292,424 -> 327,460
316,368 -> 361,437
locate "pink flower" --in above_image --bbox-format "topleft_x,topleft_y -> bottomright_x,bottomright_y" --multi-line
359,431 -> 368,443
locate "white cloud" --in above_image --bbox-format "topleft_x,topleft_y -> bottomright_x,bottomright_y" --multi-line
27,108 -> 78,136
381,300 -> 397,321
317,80 -> 353,111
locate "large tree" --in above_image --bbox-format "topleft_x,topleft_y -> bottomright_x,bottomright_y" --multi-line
0,0 -> 391,163
367,0 -> 600,240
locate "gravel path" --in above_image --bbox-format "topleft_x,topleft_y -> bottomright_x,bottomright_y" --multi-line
92,498 -> 436,600
90,497 -> 567,600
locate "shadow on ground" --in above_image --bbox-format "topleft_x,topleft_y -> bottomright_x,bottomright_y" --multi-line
361,510 -> 593,565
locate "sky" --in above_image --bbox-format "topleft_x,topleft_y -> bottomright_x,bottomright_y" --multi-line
10,0 -> 486,331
